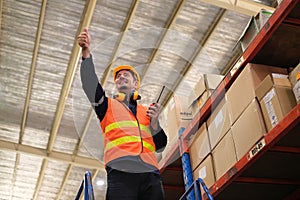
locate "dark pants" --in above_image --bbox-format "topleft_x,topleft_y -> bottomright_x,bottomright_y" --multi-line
106,168 -> 165,200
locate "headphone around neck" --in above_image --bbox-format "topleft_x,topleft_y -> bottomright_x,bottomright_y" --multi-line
113,91 -> 140,102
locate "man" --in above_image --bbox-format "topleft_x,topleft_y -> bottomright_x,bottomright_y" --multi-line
77,27 -> 167,200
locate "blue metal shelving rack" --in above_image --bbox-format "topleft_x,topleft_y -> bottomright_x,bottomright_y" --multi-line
179,127 -> 214,200
179,127 -> 195,200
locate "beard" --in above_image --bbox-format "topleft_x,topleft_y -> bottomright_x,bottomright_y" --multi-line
118,85 -> 129,92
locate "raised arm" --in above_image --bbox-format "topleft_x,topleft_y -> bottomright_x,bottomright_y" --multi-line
77,28 -> 108,120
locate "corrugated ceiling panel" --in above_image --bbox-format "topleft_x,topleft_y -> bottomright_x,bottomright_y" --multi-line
88,0 -> 133,78
0,122 -> 19,143
176,11 -> 249,95
142,53 -> 190,102
143,54 -> 181,87
60,166 -> 88,199
0,150 -> 16,199
38,160 -> 69,200
142,1 -> 221,100
112,0 -> 180,71
130,0 -> 179,29
56,80 -> 81,154
0,0 -> 41,128
172,0 -> 221,41
22,127 -> 50,149
24,0 -> 85,147
167,1 -> 221,96
121,0 -> 181,102
11,154 -> 43,200
192,11 -> 250,73
53,133 -> 78,154
78,115 -> 104,160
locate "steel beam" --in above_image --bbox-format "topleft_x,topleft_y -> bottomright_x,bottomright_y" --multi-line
0,139 -> 104,170
33,159 -> 48,200
56,165 -> 73,199
20,0 -> 47,143
200,0 -> 275,16
9,153 -> 20,199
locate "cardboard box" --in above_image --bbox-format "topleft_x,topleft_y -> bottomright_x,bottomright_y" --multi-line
192,154 -> 215,196
207,97 -> 231,150
231,99 -> 266,160
256,74 -> 297,131
189,123 -> 211,171
237,16 -> 260,51
160,94 -> 195,163
204,74 -> 224,90
289,62 -> 300,86
190,90 -> 213,118
188,75 -> 206,104
212,129 -> 237,180
165,95 -> 194,141
188,74 -> 224,106
226,63 -> 288,125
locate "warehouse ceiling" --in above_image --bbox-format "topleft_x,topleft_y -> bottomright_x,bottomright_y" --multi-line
0,0 -> 277,199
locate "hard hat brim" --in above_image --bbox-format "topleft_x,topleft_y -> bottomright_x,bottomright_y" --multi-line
112,65 -> 140,89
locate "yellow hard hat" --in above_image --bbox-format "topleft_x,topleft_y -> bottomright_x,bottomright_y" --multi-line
112,65 -> 141,89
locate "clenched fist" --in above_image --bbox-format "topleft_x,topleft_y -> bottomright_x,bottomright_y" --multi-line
77,27 -> 91,58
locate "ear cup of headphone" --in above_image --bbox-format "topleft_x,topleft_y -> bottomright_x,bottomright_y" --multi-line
132,91 -> 139,101
113,92 -> 126,101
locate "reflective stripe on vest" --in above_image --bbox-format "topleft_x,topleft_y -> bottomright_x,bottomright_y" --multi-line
104,120 -> 151,136
104,135 -> 156,153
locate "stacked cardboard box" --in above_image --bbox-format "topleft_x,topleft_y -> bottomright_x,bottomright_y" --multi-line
207,97 -> 231,150
160,62 -> 299,197
188,63 -> 292,191
189,123 -> 211,171
211,129 -> 237,180
256,73 -> 297,132
188,74 -> 224,118
231,98 -> 266,160
226,63 -> 288,125
192,154 -> 215,196
226,63 -> 288,160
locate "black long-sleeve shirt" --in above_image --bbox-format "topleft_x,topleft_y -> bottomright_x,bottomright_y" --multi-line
80,55 -> 167,172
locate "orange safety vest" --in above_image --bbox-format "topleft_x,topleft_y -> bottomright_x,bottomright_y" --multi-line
100,98 -> 159,169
